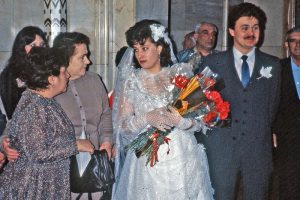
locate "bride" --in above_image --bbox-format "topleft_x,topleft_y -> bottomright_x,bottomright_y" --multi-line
112,19 -> 214,200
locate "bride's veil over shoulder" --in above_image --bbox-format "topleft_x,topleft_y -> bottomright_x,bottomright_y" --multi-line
112,47 -> 135,196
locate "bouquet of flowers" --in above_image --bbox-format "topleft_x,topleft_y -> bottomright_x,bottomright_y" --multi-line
126,66 -> 230,167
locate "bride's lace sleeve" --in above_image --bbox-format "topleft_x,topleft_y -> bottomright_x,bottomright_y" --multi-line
115,79 -> 148,138
112,48 -> 143,195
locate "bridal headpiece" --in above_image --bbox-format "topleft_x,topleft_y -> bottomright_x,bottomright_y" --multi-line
149,24 -> 177,64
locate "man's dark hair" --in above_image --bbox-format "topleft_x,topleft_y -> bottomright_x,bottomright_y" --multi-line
228,3 -> 267,31
228,3 -> 267,47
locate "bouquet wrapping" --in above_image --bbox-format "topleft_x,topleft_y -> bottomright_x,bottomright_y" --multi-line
126,66 -> 230,166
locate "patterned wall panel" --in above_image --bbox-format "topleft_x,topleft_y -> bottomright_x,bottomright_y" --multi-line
44,0 -> 67,45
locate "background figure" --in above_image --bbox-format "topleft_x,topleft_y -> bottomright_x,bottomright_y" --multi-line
0,26 -> 48,162
0,26 -> 48,120
53,32 -> 113,200
200,3 -> 281,200
177,21 -> 218,73
115,46 -> 128,67
273,27 -> 300,200
113,19 -> 214,200
0,47 -> 78,199
182,31 -> 196,50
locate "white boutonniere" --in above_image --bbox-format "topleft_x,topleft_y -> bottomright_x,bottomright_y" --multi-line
257,66 -> 272,79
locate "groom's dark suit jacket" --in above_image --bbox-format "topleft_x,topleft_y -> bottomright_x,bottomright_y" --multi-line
200,48 -> 281,199
273,57 -> 300,199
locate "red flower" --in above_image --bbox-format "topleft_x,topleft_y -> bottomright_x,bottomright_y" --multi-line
204,90 -> 230,121
216,101 -> 230,120
170,75 -> 189,89
203,111 -> 218,123
204,91 -> 222,103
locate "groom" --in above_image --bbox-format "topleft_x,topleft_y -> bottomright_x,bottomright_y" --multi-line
200,3 -> 281,200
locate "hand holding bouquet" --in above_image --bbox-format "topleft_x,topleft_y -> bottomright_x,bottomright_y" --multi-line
126,67 -> 230,167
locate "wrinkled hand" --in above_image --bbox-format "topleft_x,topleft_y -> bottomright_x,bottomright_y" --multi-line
76,139 -> 95,154
111,145 -> 116,159
2,137 -> 19,161
145,107 -> 173,131
0,152 -> 5,168
100,141 -> 112,160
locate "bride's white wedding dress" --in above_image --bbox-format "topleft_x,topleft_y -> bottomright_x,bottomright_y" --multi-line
112,51 -> 214,200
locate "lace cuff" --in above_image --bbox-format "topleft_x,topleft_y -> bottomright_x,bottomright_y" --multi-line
126,114 -> 148,133
177,118 -> 193,130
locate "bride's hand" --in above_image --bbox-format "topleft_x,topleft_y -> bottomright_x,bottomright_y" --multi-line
145,107 -> 173,131
165,105 -> 193,130
165,106 -> 182,126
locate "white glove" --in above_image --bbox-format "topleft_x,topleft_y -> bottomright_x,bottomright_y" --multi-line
145,107 -> 173,131
165,106 -> 193,130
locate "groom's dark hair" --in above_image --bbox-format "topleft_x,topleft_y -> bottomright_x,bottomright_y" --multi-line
228,2 -> 267,31
228,3 -> 267,48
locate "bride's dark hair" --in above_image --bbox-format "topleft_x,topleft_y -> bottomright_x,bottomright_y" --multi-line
125,19 -> 173,68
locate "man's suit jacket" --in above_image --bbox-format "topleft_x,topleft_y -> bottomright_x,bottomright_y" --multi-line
273,56 -> 300,200
274,57 -> 300,153
200,48 -> 281,174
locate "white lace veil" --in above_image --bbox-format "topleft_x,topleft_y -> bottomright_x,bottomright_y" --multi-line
112,47 -> 135,196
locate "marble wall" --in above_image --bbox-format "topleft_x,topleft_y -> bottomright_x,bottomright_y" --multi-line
0,0 -> 296,90
170,0 -> 285,58
0,0 -> 135,90
67,0 -> 135,90
246,0 -> 285,58
170,0 -> 224,52
0,0 -> 45,71
136,0 -> 169,26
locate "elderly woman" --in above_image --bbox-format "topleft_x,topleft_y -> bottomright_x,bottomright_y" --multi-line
53,32 -> 113,199
0,47 -> 81,199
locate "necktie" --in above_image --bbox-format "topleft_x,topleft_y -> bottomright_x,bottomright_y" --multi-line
241,55 -> 250,88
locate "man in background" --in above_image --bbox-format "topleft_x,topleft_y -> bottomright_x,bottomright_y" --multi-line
274,27 -> 300,200
177,21 -> 218,73
181,31 -> 196,50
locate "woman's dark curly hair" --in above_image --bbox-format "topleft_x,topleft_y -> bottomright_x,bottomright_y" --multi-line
126,19 -> 173,68
0,26 -> 48,119
19,47 -> 67,91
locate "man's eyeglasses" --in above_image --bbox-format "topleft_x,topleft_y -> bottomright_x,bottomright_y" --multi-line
287,38 -> 300,44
